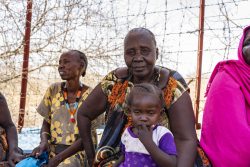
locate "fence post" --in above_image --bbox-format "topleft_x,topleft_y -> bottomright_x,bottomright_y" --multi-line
18,0 -> 33,132
194,0 -> 205,129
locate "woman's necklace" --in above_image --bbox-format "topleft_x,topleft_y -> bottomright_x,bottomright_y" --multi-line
62,82 -> 83,123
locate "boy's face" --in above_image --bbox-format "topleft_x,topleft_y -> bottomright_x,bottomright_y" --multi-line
130,93 -> 162,128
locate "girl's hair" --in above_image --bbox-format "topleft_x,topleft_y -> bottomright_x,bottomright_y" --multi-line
70,50 -> 88,77
124,27 -> 157,46
125,83 -> 165,108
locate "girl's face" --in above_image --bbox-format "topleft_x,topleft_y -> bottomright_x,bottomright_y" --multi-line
58,51 -> 84,81
124,31 -> 158,80
129,93 -> 162,128
243,30 -> 250,65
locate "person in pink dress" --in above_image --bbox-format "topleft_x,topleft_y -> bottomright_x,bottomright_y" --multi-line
200,25 -> 250,167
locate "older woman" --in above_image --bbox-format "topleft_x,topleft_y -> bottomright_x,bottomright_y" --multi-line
200,26 -> 250,167
77,28 -> 197,167
31,50 -> 99,167
0,93 -> 24,166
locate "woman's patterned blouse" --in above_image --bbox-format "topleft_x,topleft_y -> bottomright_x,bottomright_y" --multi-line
100,67 -> 189,128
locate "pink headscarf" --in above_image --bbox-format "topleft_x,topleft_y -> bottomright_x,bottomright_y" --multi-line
201,26 -> 250,167
205,26 -> 250,104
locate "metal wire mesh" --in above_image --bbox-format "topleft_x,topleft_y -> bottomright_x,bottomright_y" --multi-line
0,0 -> 249,128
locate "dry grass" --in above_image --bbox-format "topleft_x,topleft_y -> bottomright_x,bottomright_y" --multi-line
0,72 -> 103,128
0,72 -> 209,134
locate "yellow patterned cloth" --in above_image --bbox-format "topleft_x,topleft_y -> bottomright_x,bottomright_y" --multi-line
37,82 -> 93,167
0,127 -> 7,162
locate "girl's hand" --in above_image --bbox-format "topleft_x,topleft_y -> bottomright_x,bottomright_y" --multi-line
137,124 -> 154,144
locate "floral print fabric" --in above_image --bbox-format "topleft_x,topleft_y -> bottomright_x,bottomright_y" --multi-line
0,127 -> 7,161
95,67 -> 188,166
101,67 -> 188,128
37,82 -> 92,166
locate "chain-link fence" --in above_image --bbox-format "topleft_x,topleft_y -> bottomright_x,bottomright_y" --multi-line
0,0 -> 249,128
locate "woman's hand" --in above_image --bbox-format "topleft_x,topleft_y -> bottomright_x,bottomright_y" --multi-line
31,141 -> 49,158
8,149 -> 25,167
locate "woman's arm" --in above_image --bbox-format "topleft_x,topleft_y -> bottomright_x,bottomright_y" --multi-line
47,138 -> 84,166
77,84 -> 108,166
0,94 -> 18,152
0,93 -> 24,166
168,92 -> 197,167
31,120 -> 50,157
40,120 -> 51,143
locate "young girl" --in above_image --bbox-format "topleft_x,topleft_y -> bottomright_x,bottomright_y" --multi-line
116,83 -> 177,167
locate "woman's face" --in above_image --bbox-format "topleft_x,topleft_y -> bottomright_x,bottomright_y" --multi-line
124,31 -> 158,80
242,30 -> 250,65
58,51 -> 84,81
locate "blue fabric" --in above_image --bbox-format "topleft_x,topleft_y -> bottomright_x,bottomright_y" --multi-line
16,152 -> 48,167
